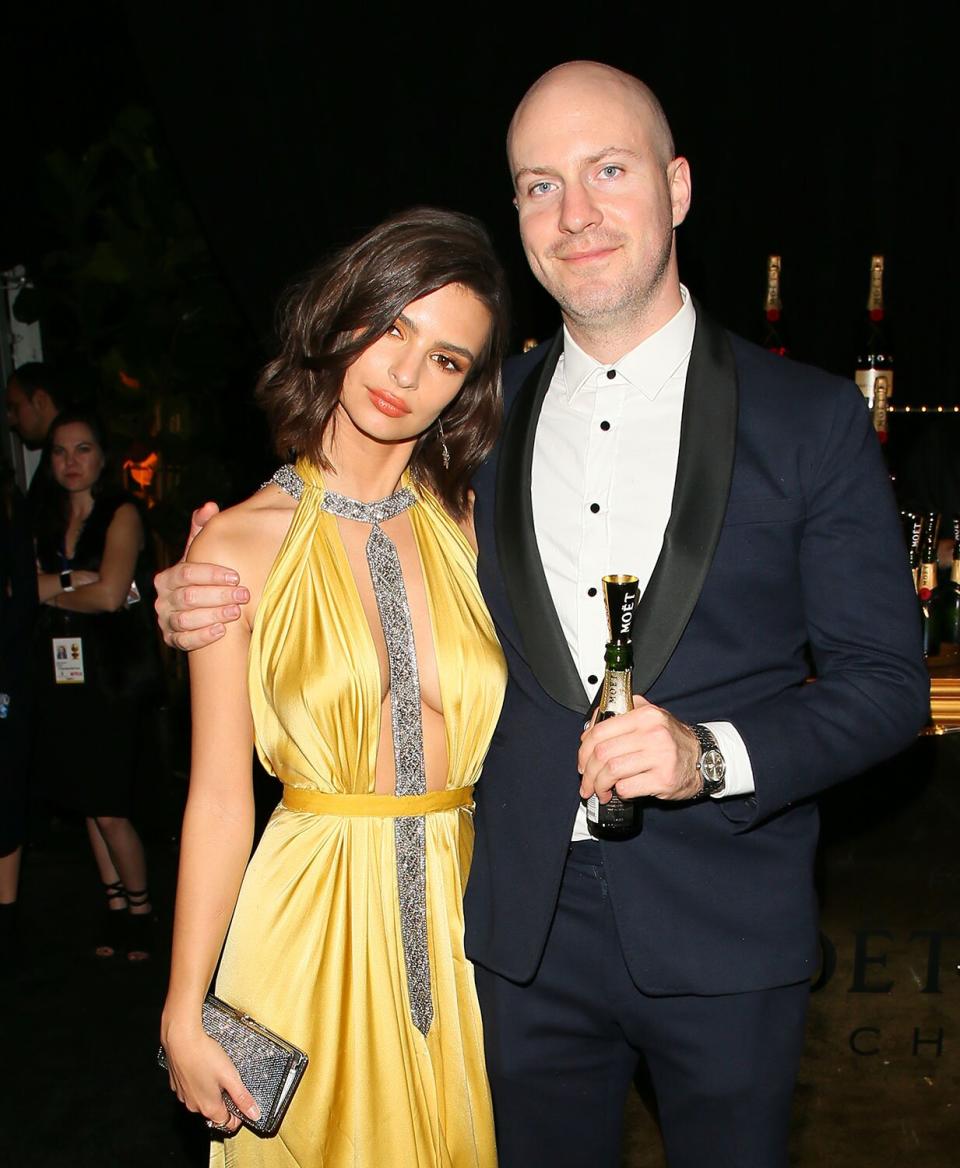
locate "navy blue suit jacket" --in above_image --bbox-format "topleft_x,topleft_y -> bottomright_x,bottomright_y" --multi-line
463,307 -> 929,995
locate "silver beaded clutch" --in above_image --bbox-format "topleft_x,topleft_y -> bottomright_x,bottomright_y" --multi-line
158,994 -> 309,1136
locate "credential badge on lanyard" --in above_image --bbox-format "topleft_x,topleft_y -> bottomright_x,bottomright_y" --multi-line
52,637 -> 85,684
55,540 -> 86,684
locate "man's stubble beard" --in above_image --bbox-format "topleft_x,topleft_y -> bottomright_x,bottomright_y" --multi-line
536,225 -> 675,340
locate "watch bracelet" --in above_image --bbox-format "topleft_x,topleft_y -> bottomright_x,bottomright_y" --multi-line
691,723 -> 725,797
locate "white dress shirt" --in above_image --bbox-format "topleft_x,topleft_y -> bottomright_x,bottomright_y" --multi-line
530,288 -> 754,841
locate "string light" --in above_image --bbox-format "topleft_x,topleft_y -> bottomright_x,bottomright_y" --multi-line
890,405 -> 960,413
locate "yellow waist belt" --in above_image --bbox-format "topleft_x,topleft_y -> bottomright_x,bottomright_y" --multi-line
281,785 -> 474,818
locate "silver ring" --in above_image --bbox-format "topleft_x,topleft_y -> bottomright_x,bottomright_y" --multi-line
223,1095 -> 244,1120
206,1117 -> 232,1133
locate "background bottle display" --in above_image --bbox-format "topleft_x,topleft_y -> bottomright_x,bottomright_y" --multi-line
855,254 -> 894,442
938,515 -> 960,645
917,511 -> 941,657
762,255 -> 789,356
586,574 -> 642,841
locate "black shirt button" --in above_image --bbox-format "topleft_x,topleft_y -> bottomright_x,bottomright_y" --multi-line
587,587 -> 597,597
600,420 -> 611,431
587,674 -> 598,685
590,503 -> 600,514
606,369 -> 616,380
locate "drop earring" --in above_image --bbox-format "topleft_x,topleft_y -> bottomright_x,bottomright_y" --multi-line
438,418 -> 450,471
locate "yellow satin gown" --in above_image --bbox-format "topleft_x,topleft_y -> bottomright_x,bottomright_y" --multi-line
212,460 -> 506,1167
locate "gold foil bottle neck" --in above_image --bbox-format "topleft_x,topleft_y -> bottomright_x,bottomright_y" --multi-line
602,574 -> 640,644
598,664 -> 633,718
765,255 -> 782,314
868,254 -> 885,312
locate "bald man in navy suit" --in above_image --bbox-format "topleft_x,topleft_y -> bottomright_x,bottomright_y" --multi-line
156,62 -> 928,1168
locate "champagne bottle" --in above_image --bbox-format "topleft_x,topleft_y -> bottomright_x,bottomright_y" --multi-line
901,510 -> 924,592
762,255 -> 789,356
855,255 -> 894,441
917,511 -> 941,657
586,574 -> 642,841
872,372 -> 891,445
937,515 -> 960,645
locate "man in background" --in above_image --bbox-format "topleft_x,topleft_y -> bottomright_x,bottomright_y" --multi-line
5,363 -> 65,449
5,363 -> 68,513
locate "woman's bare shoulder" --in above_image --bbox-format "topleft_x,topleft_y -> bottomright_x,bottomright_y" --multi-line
188,485 -> 297,570
241,481 -> 300,516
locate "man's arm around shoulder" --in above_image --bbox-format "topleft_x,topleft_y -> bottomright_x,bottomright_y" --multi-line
155,501 -> 249,650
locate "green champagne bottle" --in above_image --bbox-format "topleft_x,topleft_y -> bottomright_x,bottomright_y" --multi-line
902,511 -> 924,593
762,255 -> 789,357
917,512 -> 941,657
586,574 -> 642,841
937,515 -> 960,645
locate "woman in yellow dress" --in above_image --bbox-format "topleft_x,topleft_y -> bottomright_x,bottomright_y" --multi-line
161,208 -> 509,1167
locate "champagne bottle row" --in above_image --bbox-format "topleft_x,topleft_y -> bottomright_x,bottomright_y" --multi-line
901,511 -> 960,656
761,254 -> 894,440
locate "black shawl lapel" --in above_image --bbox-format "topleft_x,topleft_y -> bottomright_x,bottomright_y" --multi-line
494,307 -> 738,710
495,331 -> 589,713
629,306 -> 739,694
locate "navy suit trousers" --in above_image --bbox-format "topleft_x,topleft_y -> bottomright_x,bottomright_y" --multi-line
474,842 -> 810,1168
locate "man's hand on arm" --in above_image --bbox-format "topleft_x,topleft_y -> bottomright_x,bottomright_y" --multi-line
578,695 -> 702,803
154,502 -> 250,651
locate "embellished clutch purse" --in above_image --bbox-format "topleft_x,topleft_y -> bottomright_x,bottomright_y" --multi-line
158,994 -> 309,1136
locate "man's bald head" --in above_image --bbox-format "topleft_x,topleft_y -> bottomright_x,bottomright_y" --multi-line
507,61 -> 676,182
506,59 -> 691,356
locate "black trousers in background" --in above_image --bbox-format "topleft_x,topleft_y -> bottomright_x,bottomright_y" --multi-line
474,841 -> 810,1168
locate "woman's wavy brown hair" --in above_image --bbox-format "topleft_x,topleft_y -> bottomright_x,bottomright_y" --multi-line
256,207 -> 510,519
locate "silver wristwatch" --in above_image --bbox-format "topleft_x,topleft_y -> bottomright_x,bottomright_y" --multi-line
691,724 -> 726,797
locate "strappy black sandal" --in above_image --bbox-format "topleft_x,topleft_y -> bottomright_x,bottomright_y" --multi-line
96,880 -> 128,959
125,887 -> 156,963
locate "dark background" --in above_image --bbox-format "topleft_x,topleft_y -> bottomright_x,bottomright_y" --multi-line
4,3 -> 957,496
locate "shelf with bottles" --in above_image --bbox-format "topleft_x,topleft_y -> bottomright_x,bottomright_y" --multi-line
900,512 -> 960,675
913,501 -> 960,731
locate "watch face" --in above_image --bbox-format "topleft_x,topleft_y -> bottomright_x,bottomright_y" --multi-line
701,748 -> 726,784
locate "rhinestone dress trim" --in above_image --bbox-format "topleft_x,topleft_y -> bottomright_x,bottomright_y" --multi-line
271,464 -> 434,1035
267,463 -> 304,500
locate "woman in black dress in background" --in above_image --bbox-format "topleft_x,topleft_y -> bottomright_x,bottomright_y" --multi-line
33,408 -> 160,961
